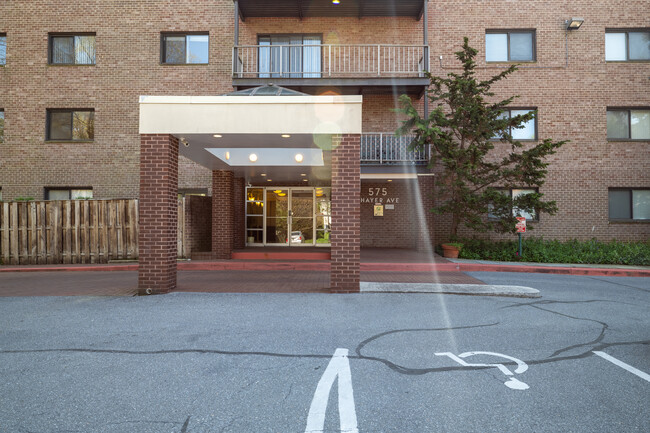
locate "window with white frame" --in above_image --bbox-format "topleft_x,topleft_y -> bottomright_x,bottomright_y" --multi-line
49,34 -> 96,65
258,34 -> 322,78
161,33 -> 209,64
605,30 -> 650,61
494,108 -> 537,141
486,30 -> 535,62
45,188 -> 93,200
489,188 -> 538,221
609,189 -> 650,220
607,109 -> 650,140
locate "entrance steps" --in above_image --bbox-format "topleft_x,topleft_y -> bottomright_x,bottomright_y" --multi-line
189,249 -> 331,261
232,248 -> 331,260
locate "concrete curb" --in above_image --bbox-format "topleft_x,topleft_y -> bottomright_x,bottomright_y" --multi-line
1,261 -> 648,277
361,282 -> 541,298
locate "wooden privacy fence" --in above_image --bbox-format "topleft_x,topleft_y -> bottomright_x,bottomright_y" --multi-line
0,199 -> 139,265
1,199 -> 189,265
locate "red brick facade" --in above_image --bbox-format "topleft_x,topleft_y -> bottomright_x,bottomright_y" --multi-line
233,177 -> 246,250
138,134 -> 178,294
331,134 -> 361,293
212,170 -> 234,259
0,0 -> 648,249
183,195 -> 212,257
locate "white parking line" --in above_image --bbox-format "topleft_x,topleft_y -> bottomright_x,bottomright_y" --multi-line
305,348 -> 358,433
593,351 -> 650,382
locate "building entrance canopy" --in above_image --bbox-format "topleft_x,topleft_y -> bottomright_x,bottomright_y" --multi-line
139,86 -> 362,184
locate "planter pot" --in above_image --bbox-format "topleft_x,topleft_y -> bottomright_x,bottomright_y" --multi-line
441,243 -> 461,259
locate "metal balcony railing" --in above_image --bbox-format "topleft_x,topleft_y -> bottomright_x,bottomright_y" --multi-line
361,133 -> 429,165
233,44 -> 429,78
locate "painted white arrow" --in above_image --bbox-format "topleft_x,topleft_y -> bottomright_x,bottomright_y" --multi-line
305,348 -> 359,433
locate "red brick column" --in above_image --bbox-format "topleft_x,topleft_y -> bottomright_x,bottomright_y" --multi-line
212,170 -> 234,259
233,177 -> 246,250
416,174 -> 436,252
330,134 -> 361,293
138,134 -> 178,294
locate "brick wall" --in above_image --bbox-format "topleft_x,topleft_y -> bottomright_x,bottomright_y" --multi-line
0,0 -> 228,200
212,170 -> 234,259
360,180 -> 420,249
184,195 -> 212,255
331,134 -> 360,293
138,134 -> 178,294
427,0 -> 650,242
1,1 -> 648,243
233,177 -> 246,250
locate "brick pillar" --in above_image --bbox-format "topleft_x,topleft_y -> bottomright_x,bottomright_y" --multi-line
233,177 -> 246,250
212,170 -> 234,259
330,134 -> 361,293
416,174 -> 436,252
138,134 -> 178,294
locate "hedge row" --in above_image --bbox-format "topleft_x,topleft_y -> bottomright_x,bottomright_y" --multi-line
457,237 -> 650,266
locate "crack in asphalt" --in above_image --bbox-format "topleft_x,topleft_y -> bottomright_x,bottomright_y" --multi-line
585,275 -> 650,293
180,416 -> 191,433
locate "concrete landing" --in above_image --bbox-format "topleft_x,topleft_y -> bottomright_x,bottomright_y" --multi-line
361,282 -> 541,298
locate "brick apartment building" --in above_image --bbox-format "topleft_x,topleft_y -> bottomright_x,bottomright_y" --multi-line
0,1 -> 648,290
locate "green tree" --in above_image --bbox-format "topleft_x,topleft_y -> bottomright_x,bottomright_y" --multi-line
397,38 -> 567,237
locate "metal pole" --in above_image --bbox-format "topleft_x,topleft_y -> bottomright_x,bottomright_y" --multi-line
518,233 -> 522,257
233,1 -> 239,78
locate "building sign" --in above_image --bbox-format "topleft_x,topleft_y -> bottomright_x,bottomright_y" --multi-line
516,217 -> 527,233
374,204 -> 384,216
361,187 -> 400,205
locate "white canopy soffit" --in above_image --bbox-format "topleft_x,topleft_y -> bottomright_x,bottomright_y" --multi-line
139,94 -> 362,182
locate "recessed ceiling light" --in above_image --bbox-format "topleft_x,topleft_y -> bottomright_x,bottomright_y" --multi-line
213,134 -> 222,138
300,173 -> 307,176
267,179 -> 272,182
281,134 -> 291,138
295,153 -> 304,163
387,179 -> 393,182
303,179 -> 309,182
225,151 -> 230,160
332,0 -> 340,4
249,153 -> 258,162
260,173 -> 267,177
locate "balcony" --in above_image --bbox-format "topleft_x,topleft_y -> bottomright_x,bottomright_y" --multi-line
361,133 -> 428,165
232,44 -> 430,95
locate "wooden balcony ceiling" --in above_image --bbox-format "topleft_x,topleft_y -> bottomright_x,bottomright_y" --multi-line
236,0 -> 425,19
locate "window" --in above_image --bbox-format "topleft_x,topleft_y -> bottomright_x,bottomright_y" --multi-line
45,188 -> 93,200
258,34 -> 322,78
46,109 -> 94,141
606,30 -> 650,61
0,33 -> 6,65
161,33 -> 209,64
489,188 -> 538,221
495,108 -> 537,140
609,189 -> 650,221
49,34 -> 96,65
0,109 -> 4,143
486,30 -> 535,62
607,109 -> 650,140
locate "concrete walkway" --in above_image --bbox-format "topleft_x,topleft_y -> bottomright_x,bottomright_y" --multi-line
0,248 -> 647,297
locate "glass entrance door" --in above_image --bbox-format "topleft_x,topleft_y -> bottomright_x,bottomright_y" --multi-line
289,189 -> 314,245
246,187 -> 329,246
265,189 -> 288,244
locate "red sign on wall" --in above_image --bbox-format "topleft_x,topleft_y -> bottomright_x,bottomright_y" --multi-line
516,217 -> 527,233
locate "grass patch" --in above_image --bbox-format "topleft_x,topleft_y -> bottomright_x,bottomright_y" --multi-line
458,237 -> 650,266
